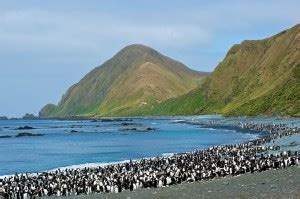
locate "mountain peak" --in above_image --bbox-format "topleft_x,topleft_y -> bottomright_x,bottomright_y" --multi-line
122,44 -> 154,51
117,44 -> 161,58
40,44 -> 207,117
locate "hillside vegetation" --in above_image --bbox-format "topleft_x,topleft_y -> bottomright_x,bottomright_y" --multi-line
40,24 -> 300,117
149,24 -> 300,117
39,44 -> 207,117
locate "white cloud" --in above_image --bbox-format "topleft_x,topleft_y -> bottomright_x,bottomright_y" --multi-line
0,1 -> 299,55
0,8 -> 213,54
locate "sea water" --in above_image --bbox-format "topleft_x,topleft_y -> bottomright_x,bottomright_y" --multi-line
0,115 -> 298,176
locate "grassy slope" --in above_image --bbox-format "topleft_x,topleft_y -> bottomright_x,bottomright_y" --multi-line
40,44 -> 207,117
134,24 -> 300,117
219,25 -> 300,116
40,25 -> 300,118
108,87 -> 220,117
94,62 -> 204,116
227,65 -> 300,116
205,24 -> 300,116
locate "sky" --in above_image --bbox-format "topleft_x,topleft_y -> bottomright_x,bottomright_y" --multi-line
0,0 -> 300,117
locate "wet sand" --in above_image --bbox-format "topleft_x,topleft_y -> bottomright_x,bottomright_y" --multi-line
45,166 -> 300,199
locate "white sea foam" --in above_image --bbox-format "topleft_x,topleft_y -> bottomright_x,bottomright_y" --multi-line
50,160 -> 134,171
161,153 -> 175,157
173,120 -> 184,123
0,160 -> 134,179
202,127 -> 217,131
224,129 -> 236,132
54,152 -> 178,171
0,174 -> 14,179
0,150 -> 182,179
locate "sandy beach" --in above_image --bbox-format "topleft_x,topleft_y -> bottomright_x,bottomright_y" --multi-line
44,166 -> 300,199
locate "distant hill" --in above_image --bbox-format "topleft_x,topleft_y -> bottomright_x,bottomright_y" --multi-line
0,116 -> 8,120
148,24 -> 300,116
22,113 -> 38,119
39,44 -> 208,117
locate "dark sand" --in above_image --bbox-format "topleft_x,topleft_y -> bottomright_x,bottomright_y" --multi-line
46,166 -> 300,199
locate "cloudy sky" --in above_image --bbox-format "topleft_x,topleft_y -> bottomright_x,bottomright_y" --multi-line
0,0 -> 300,117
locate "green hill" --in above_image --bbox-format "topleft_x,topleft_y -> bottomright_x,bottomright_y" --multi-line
40,25 -> 300,118
39,44 -> 208,117
147,24 -> 300,117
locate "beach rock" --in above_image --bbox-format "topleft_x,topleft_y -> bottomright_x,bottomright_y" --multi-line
15,126 -> 36,130
15,133 -> 45,137
270,185 -> 277,189
0,135 -> 12,138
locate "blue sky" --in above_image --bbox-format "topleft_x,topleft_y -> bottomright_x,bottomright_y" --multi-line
0,0 -> 300,117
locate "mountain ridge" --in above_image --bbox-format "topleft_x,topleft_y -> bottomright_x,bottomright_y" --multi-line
141,24 -> 300,117
40,24 -> 300,118
39,44 -> 208,117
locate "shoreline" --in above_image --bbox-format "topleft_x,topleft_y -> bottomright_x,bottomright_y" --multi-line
0,131 -> 259,178
0,121 -> 299,198
0,154 -> 177,180
3,114 -> 300,121
0,119 -> 261,178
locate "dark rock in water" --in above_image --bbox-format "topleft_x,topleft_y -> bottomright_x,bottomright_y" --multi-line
146,127 -> 158,131
70,130 -> 79,133
0,135 -> 12,138
91,119 -> 98,122
120,127 -> 158,132
69,125 -> 84,128
121,122 -> 140,126
15,133 -> 45,137
15,126 -> 36,130
0,116 -> 8,120
100,118 -> 133,122
122,128 -> 138,131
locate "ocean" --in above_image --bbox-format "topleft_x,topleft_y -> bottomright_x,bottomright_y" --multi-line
0,115 -> 298,176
